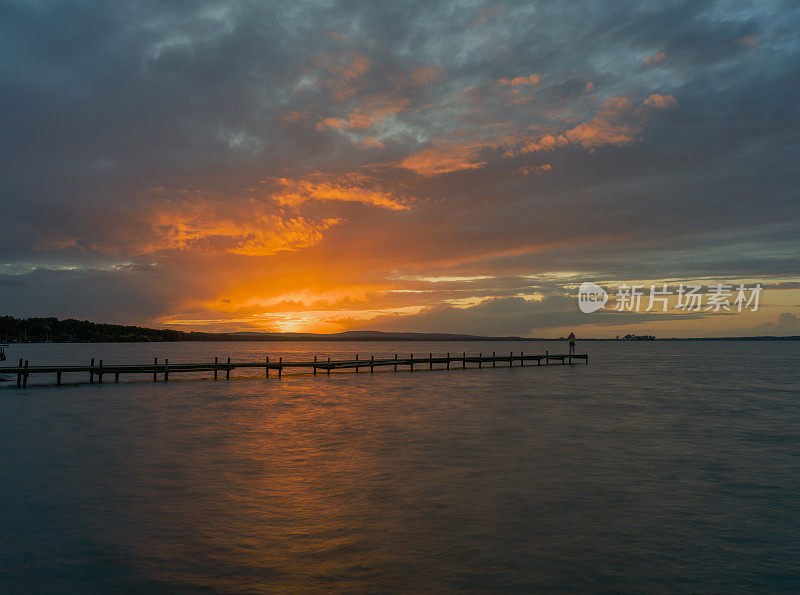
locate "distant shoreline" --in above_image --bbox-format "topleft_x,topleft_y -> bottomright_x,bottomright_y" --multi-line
3,336 -> 799,344
2,315 -> 798,343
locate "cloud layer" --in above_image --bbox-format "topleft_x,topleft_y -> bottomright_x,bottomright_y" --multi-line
1,0 -> 798,336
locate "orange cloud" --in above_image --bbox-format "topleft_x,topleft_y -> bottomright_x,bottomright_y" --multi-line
362,136 -> 385,149
497,74 -> 540,86
147,200 -> 340,256
642,93 -> 677,109
564,120 -> 635,148
273,174 -> 412,210
399,145 -> 487,176
518,163 -> 552,175
318,96 -> 410,130
320,52 -> 372,100
643,51 -> 666,66
520,134 -> 569,154
563,96 -> 636,147
520,95 -> 675,153
281,110 -> 308,123
410,65 -> 440,86
736,34 -> 761,47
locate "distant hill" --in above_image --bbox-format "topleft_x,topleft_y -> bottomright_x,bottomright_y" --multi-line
0,315 -> 522,343
2,315 -> 798,343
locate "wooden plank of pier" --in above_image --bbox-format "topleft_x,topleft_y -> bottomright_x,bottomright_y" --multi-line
1,352 -> 588,388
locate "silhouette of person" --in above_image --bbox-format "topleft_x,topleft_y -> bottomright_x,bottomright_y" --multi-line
568,331 -> 576,354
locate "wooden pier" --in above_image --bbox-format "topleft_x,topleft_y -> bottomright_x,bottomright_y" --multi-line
2,351 -> 587,388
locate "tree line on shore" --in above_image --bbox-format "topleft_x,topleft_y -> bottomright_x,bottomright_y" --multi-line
0,316 -> 203,342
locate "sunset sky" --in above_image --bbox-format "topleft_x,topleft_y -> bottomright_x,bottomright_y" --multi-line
2,0 -> 799,337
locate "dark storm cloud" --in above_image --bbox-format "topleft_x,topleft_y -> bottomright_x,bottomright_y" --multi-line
0,0 -> 798,333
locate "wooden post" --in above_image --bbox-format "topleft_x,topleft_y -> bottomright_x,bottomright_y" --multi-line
98,360 -> 104,384
164,358 -> 169,381
90,358 -> 95,383
278,356 -> 282,377
462,352 -> 466,369
57,371 -> 62,386
394,353 -> 398,372
410,354 -> 414,372
115,372 -> 119,383
510,351 -> 513,367
355,354 -> 358,373
429,352 -> 433,370
521,350 -> 524,366
586,354 -> 589,365
17,358 -> 22,388
214,356 -> 219,380
327,357 -> 331,375
446,352 -> 450,370
23,360 -> 29,388
153,357 -> 158,381
265,356 -> 268,378
492,352 -> 496,368
370,354 -> 374,373
479,353 -> 482,369
546,350 -> 549,365
314,355 -> 317,375
226,357 -> 231,380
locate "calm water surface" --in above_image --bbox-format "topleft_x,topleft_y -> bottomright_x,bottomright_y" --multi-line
1,341 -> 799,592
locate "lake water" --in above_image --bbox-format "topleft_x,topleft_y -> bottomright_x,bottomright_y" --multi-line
1,341 -> 798,592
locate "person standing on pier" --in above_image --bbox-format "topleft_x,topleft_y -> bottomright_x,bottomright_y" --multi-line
568,331 -> 576,354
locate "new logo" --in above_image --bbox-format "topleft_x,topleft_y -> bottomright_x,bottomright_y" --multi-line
578,282 -> 608,313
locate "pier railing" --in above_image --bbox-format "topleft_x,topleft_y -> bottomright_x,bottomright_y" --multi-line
2,351 -> 588,388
